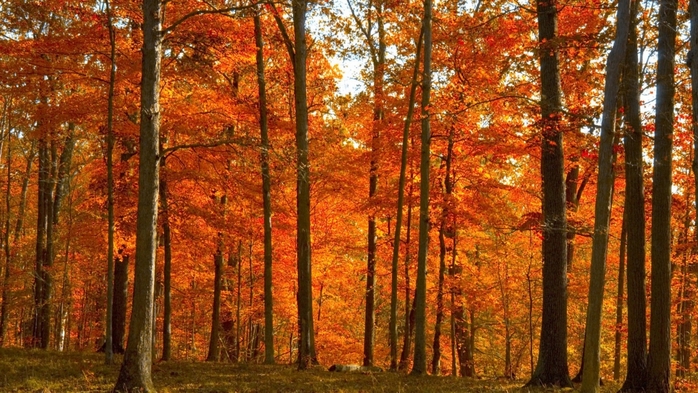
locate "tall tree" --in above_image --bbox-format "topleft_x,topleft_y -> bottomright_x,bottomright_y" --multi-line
253,6 -> 275,365
114,0 -> 162,389
579,0 -> 630,391
647,0 -> 677,391
347,0 -> 386,368
410,0 -> 432,375
620,0 -> 648,389
526,0 -> 571,386
104,0 -> 117,365
390,25 -> 422,371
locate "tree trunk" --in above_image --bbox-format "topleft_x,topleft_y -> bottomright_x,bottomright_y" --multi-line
360,0 -> 386,368
687,0 -> 698,380
112,254 -> 128,354
0,126 -> 11,346
253,7 -> 275,366
431,222 -> 446,375
105,0 -> 117,365
207,252 -> 223,362
620,0 -> 648,390
159,162 -> 172,361
579,1 -> 630,391
526,0 -> 571,386
32,139 -> 49,349
613,217 -> 626,381
398,195 -> 414,371
391,26 -> 423,372
114,0 -> 162,390
646,1 -> 676,392
432,128 -> 454,376
290,0 -> 317,370
411,0 -> 432,375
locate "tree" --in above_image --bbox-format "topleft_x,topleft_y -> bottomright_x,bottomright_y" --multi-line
646,0 -> 677,392
526,0 -> 571,386
113,0 -> 162,390
253,6 -> 275,366
579,0 -> 630,391
620,0 -> 648,389
104,0 -> 118,365
410,0 -> 432,375
390,25 -> 422,372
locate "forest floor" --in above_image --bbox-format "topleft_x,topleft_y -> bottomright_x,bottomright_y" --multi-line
0,348 -> 632,392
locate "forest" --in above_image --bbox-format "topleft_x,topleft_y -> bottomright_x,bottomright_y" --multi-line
0,0 -> 696,392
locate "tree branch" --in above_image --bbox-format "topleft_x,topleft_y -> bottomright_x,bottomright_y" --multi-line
162,137 -> 257,159
269,2 -> 295,63
162,2 -> 261,35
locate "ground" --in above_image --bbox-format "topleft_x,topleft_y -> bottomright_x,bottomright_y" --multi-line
0,348 -> 631,392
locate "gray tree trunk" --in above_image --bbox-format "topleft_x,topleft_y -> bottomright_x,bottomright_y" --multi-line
613,218 -> 626,381
114,0 -> 162,390
579,1 -> 630,391
207,252 -> 223,361
253,7 -> 275,366
290,0 -> 317,369
646,1 -> 677,392
526,0 -> 571,386
390,26 -> 422,372
620,0 -> 647,389
105,0 -> 117,365
410,0 -> 432,375
159,162 -> 172,361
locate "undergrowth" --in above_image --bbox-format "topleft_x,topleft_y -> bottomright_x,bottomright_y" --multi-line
0,348 -> 631,392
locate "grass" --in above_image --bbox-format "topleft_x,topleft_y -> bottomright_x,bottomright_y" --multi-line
0,348 -> 627,392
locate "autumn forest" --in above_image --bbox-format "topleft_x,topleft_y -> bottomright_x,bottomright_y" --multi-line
0,0 -> 696,392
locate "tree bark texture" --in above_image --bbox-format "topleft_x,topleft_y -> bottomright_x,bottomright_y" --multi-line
114,0 -> 162,390
411,0 -> 432,375
527,0 -> 571,387
620,1 -> 648,390
390,25 -> 422,372
253,7 -> 275,366
579,1 -> 630,391
291,0 -> 317,370
647,1 -> 676,392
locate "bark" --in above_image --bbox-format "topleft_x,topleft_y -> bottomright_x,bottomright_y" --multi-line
114,0 -> 162,390
0,127 -> 10,346
398,193 -> 414,371
112,254 -> 128,354
646,1 -> 676,392
432,222 -> 446,375
685,0 -> 698,381
253,7 -> 275,366
526,0 -> 571,386
207,252 -> 223,361
620,0 -> 647,390
613,218 -> 626,381
105,0 -> 117,365
411,0 -> 432,375
32,140 -> 49,349
13,142 -> 35,245
348,0 -> 386,368
290,0 -> 317,369
390,25 -> 423,372
4,143 -> 34,343
159,162 -> 172,361
52,126 -> 75,225
579,1 -> 630,391
432,128 -> 454,375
